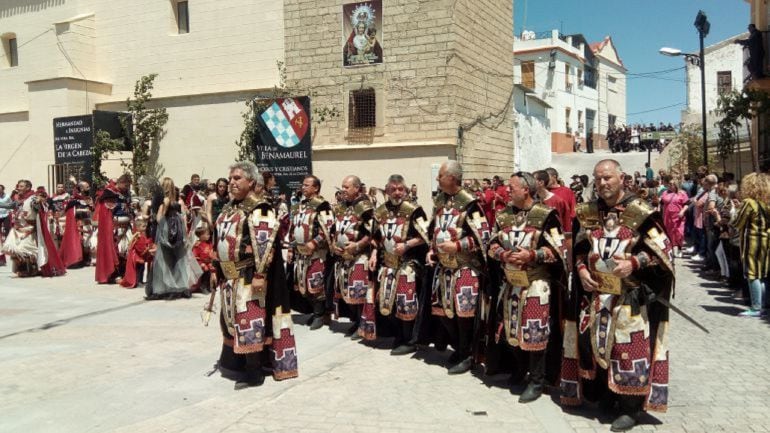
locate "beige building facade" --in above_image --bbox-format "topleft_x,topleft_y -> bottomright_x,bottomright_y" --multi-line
1,0 -> 285,190
1,0 -> 514,204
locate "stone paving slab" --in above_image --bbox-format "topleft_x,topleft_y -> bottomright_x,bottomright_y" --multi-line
0,256 -> 768,433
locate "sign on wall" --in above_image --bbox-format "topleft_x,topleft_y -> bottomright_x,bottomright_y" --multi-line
53,115 -> 94,181
342,1 -> 383,67
53,112 -> 132,184
254,97 -> 312,197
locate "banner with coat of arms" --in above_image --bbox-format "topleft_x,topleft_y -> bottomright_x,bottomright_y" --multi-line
254,97 -> 312,197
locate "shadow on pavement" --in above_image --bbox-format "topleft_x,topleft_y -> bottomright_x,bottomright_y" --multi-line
0,300 -> 145,340
410,345 -> 451,369
554,394 -> 663,428
701,305 -> 745,316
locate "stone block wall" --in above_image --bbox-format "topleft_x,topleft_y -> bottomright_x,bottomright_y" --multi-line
284,0 -> 515,180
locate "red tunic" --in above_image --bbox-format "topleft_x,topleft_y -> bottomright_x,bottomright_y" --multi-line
192,240 -> 214,272
549,185 -> 576,231
543,194 -> 572,233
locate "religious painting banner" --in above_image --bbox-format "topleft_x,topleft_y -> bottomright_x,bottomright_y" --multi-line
342,1 -> 383,67
254,97 -> 312,198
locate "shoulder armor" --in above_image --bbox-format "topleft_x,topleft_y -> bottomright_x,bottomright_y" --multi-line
495,206 -> 516,228
332,203 -> 347,217
576,202 -> 601,229
374,203 -> 389,222
397,200 -> 418,219
433,193 -> 444,210
453,188 -> 476,210
243,195 -> 266,213
354,198 -> 374,217
526,203 -> 554,230
619,199 -> 654,230
307,196 -> 328,211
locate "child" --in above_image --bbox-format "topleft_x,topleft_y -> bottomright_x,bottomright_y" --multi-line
120,218 -> 156,289
192,225 -> 214,293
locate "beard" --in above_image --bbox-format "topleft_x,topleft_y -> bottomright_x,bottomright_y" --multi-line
389,197 -> 403,206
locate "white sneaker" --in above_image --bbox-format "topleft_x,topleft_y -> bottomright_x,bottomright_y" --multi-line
691,255 -> 705,262
684,246 -> 695,254
674,249 -> 683,258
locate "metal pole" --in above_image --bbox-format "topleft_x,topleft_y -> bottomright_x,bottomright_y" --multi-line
699,31 -> 708,167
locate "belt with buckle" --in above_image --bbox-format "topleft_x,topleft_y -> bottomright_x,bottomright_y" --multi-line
219,257 -> 255,280
383,252 -> 402,269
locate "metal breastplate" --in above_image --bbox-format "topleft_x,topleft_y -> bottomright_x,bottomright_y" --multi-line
216,207 -> 246,262
433,205 -> 474,269
378,211 -> 409,268
497,209 -> 549,284
586,211 -> 641,293
333,205 -> 363,260
291,204 -> 317,255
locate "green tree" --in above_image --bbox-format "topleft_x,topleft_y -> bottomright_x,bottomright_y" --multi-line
124,74 -> 169,186
674,123 -> 705,173
91,130 -> 126,188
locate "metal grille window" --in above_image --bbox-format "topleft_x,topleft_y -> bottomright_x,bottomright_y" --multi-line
176,1 -> 189,34
717,71 -> 732,95
349,88 -> 376,128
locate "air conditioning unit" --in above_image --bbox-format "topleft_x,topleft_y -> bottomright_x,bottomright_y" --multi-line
565,83 -> 573,93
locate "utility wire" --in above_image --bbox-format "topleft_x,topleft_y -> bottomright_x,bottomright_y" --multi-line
627,102 -> 685,116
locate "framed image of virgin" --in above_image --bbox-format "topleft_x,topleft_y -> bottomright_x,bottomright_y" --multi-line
342,1 -> 383,67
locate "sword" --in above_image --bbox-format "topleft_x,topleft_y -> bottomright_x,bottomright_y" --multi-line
200,286 -> 217,326
642,284 -> 710,334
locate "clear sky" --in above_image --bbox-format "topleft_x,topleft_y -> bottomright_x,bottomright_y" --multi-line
514,0 -> 750,126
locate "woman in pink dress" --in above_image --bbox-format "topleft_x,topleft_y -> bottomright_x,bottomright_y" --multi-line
660,179 -> 690,257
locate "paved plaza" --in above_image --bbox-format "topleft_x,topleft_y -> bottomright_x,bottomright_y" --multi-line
0,257 -> 768,433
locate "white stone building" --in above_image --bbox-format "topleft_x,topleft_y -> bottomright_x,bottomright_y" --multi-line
512,84 -> 551,172
514,30 -> 626,154
591,37 -> 628,142
0,0 -> 515,204
680,32 -> 752,173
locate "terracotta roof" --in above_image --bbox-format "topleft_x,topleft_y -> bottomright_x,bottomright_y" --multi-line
590,36 -> 625,68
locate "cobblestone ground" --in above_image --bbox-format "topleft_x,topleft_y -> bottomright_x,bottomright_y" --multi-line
0,255 -> 768,433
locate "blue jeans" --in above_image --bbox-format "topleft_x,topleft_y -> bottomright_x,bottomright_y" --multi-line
692,227 -> 707,256
748,279 -> 766,311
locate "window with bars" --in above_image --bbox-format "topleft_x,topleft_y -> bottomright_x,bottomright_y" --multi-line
521,61 -> 535,89
349,88 -> 376,129
176,1 -> 189,34
565,64 -> 572,92
565,107 -> 571,133
717,71 -> 732,95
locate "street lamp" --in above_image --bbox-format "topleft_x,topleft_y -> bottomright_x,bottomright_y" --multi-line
659,10 -> 710,166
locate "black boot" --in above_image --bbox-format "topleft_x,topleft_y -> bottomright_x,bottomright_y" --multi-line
447,356 -> 473,375
610,414 -> 637,432
345,321 -> 360,339
235,354 -> 265,390
309,315 -> 324,330
390,344 -> 417,356
519,382 -> 543,403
